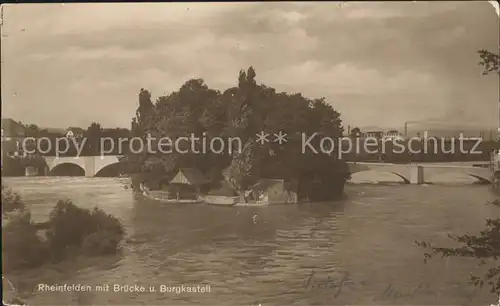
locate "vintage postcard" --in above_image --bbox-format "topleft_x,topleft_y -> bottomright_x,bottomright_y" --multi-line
1,2 -> 499,305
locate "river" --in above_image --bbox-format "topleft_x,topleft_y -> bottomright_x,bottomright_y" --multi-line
2,173 -> 500,306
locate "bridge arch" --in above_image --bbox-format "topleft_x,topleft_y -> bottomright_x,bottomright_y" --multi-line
466,174 -> 492,184
350,170 -> 410,184
49,163 -> 85,176
348,162 -> 494,185
94,162 -> 124,177
388,172 -> 410,184
44,155 -> 123,177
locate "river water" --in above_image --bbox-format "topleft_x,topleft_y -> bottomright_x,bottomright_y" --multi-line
2,172 -> 500,306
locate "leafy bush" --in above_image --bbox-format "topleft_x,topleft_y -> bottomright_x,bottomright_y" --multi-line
46,200 -> 125,259
2,214 -> 49,270
81,230 -> 122,256
2,184 -> 125,271
82,207 -> 125,255
1,184 -> 26,214
416,199 -> 500,295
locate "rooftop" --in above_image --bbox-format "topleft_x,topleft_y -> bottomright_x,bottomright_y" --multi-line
1,118 -> 25,137
170,168 -> 209,186
67,127 -> 85,133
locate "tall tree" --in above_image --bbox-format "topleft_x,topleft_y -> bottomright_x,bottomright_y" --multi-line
85,122 -> 102,155
227,138 -> 259,202
136,88 -> 156,129
350,127 -> 361,138
478,50 -> 500,75
24,124 -> 40,137
226,67 -> 260,202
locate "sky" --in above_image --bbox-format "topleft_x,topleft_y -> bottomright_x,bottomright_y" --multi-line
1,2 -> 499,131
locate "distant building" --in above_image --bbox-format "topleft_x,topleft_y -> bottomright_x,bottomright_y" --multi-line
42,127 -> 66,137
383,130 -> 404,141
169,168 -> 210,197
65,127 -> 85,138
363,131 -> 384,139
102,128 -> 131,139
1,118 -> 26,157
458,134 -> 483,140
1,118 -> 25,139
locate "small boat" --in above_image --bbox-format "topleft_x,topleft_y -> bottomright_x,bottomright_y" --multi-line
202,195 -> 240,206
234,201 -> 270,207
143,190 -> 203,204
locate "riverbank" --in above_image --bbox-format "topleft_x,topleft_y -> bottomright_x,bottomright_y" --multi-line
3,253 -> 124,305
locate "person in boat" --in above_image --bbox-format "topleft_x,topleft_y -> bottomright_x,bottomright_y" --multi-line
140,181 -> 149,195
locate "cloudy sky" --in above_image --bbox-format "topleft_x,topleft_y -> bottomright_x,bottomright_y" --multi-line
1,2 -> 498,130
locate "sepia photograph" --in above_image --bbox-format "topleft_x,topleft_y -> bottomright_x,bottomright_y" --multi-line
1,1 -> 499,305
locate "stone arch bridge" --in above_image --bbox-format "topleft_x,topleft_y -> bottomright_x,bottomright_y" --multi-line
347,162 -> 494,184
44,156 -> 124,177
42,157 -> 495,182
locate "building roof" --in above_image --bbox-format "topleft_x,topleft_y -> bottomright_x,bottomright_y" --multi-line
1,139 -> 20,153
41,127 -> 66,135
170,168 -> 209,185
1,118 -> 25,137
66,127 -> 85,133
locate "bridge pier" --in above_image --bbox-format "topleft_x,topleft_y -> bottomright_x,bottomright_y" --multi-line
84,157 -> 95,177
410,165 -> 425,184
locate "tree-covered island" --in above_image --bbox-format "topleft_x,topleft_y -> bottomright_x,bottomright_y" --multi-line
127,67 -> 350,203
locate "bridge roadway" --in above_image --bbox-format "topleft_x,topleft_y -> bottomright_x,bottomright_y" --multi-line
42,156 -> 494,183
347,161 -> 494,184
